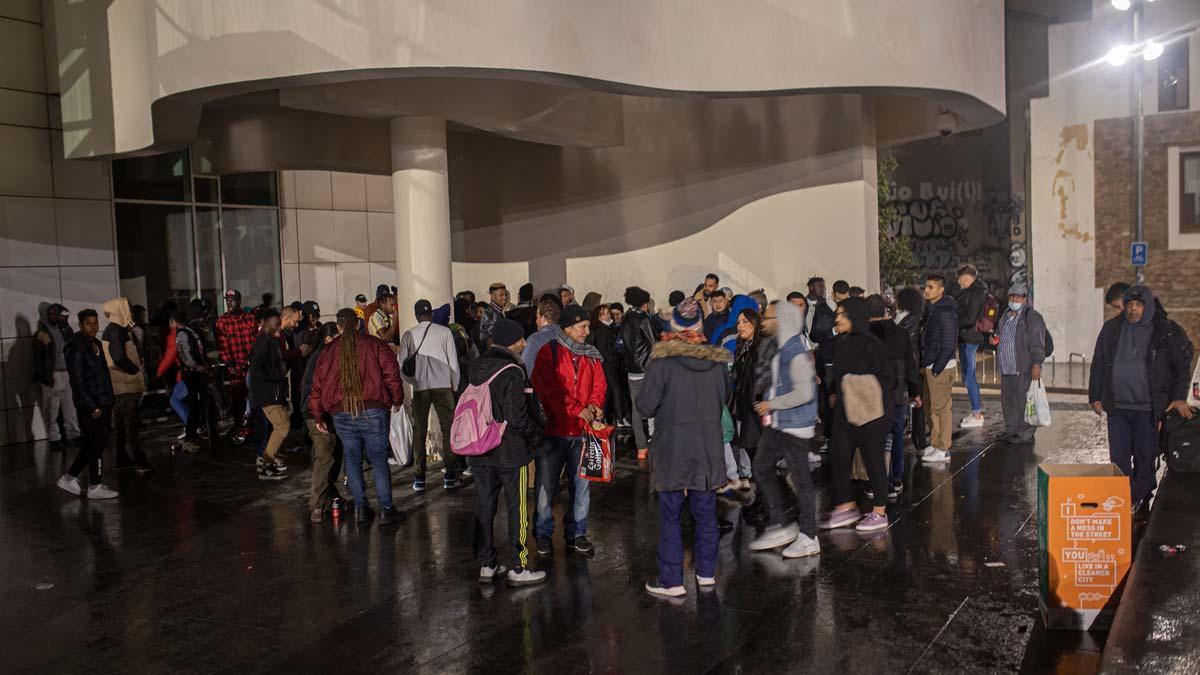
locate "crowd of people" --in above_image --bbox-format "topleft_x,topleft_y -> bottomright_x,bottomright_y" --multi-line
35,265 -> 1196,596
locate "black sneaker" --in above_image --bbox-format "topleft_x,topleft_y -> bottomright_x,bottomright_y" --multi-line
356,505 -> 375,523
134,461 -> 156,475
258,463 -> 286,481
536,537 -> 553,557
568,535 -> 595,555
379,507 -> 403,525
443,476 -> 463,490
888,481 -> 903,499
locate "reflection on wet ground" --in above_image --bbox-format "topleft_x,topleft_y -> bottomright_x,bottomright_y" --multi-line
0,395 -> 1112,673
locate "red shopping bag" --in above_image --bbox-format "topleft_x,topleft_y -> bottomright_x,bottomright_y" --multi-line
578,425 -> 615,483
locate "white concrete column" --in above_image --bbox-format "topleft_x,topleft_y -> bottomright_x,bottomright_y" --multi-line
390,116 -> 452,336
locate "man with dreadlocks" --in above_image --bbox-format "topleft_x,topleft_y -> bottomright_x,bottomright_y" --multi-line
310,308 -> 405,525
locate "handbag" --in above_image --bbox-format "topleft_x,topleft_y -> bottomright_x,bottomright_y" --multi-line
389,408 -> 414,467
578,425 -> 615,483
841,373 -> 884,426
402,325 -> 431,378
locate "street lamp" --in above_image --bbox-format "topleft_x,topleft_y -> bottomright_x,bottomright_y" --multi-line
1108,0 -> 1162,283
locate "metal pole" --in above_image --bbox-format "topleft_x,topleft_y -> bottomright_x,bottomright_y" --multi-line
1134,1 -> 1145,283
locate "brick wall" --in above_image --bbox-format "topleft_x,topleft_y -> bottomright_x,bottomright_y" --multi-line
1094,111 -> 1200,357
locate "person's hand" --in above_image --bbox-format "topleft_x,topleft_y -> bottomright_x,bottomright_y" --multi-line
36,330 -> 51,345
578,407 -> 595,423
589,404 -> 604,419
315,421 -> 328,434
1091,401 -> 1104,416
754,401 -> 771,416
299,344 -> 312,356
1167,400 -> 1196,420
1031,364 -> 1042,381
912,396 -> 922,409
91,408 -> 102,419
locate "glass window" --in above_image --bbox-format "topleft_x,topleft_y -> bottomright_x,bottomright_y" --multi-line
1182,152 -> 1200,235
220,208 -> 281,306
1158,39 -> 1189,113
195,207 -> 223,308
115,204 -> 195,312
220,172 -> 278,206
194,176 -> 219,203
112,149 -> 191,201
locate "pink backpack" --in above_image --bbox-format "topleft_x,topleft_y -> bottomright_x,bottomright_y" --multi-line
450,363 -> 522,456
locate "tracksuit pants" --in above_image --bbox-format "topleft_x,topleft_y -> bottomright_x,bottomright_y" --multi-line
473,464 -> 532,570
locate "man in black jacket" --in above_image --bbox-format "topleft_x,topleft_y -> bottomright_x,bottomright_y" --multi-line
921,275 -> 958,462
468,319 -> 547,587
955,264 -> 989,428
867,295 -> 920,497
1089,285 -> 1194,508
35,303 -> 79,448
56,309 -> 118,500
621,286 -> 656,457
249,309 -> 289,481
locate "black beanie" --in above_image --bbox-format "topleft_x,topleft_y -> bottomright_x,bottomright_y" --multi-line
491,318 -> 524,348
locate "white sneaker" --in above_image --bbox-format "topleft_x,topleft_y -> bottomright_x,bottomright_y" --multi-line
273,458 -> 288,472
921,449 -> 951,463
749,523 -> 800,551
87,484 -> 119,500
920,445 -> 938,459
645,580 -> 687,597
959,414 -> 984,429
479,564 -> 508,583
506,568 -> 547,587
696,575 -> 716,587
56,474 -> 81,496
808,452 -> 822,465
782,533 -> 821,559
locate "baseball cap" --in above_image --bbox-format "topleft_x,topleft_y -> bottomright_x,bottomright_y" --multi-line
302,300 -> 320,316
354,293 -> 368,303
414,299 -> 433,317
223,289 -> 240,299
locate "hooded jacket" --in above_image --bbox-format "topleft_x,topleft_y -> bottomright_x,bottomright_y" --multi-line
1089,285 -> 1193,421
763,301 -> 819,430
922,294 -> 958,375
466,346 -> 546,468
309,333 -> 404,417
870,317 -> 919,406
532,330 -> 607,437
101,298 -> 146,396
709,295 -> 758,354
248,330 -> 288,407
65,331 -> 114,411
636,339 -> 731,492
33,303 -> 71,387
830,297 -> 895,425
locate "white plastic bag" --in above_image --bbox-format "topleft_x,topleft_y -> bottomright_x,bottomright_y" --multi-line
389,408 -> 413,467
1024,380 -> 1052,427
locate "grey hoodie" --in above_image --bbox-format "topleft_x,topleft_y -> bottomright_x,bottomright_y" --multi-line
765,301 -> 816,411
1113,285 -> 1156,410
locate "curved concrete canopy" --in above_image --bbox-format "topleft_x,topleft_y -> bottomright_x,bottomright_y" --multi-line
50,0 -> 1005,160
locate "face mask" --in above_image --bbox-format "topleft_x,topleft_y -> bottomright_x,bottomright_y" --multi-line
1008,302 -> 1023,312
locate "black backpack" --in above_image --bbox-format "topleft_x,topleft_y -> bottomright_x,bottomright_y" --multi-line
402,325 -> 431,378
1163,412 -> 1200,473
1044,328 -> 1054,359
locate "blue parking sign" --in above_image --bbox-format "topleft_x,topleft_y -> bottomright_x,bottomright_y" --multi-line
1131,242 -> 1148,266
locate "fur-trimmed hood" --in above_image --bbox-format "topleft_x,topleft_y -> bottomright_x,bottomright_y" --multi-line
651,339 -> 732,365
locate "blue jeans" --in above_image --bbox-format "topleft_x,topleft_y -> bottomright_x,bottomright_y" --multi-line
959,343 -> 982,413
887,402 -> 909,484
657,490 -> 718,587
535,436 -> 589,539
1106,409 -> 1159,503
169,380 -> 189,424
333,408 -> 394,511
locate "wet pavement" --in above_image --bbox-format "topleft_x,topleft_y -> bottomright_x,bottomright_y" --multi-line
0,393 -> 1114,674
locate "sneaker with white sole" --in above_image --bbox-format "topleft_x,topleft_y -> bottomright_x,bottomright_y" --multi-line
749,523 -> 800,551
808,452 -> 822,465
506,568 -> 547,587
782,532 -> 821,558
87,484 -> 119,500
856,512 -> 889,532
273,458 -> 288,472
479,564 -> 508,583
645,580 -> 686,598
921,449 -> 951,463
920,445 -> 938,459
818,509 -> 862,530
56,474 -> 81,496
696,575 -> 716,587
959,414 -> 984,429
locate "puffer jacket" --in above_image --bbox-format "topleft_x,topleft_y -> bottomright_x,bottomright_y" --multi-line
65,332 -> 114,411
956,279 -> 989,345
921,295 -> 958,375
101,298 -> 146,396
308,333 -> 404,417
532,338 -> 606,437
620,308 -> 655,375
636,339 -> 731,492
466,347 -> 546,468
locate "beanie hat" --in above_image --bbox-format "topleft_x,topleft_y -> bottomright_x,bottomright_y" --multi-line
672,298 -> 702,330
560,305 -> 590,329
668,290 -> 685,307
491,318 -> 524,348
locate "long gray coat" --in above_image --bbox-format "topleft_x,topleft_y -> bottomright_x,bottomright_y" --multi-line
996,305 -> 1047,374
636,340 -> 731,492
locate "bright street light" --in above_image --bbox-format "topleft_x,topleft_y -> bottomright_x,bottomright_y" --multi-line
1111,0 -> 1131,10
1143,39 -> 1164,60
1106,45 -> 1130,66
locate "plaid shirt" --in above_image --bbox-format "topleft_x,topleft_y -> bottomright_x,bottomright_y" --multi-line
216,310 -> 258,377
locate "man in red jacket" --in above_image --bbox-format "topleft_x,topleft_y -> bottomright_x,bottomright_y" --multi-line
309,308 -> 405,526
531,305 -> 606,557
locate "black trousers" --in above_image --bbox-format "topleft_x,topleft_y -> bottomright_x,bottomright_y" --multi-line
112,393 -> 147,465
752,428 -> 817,537
68,405 -> 111,484
472,464 -> 531,570
830,410 -> 890,508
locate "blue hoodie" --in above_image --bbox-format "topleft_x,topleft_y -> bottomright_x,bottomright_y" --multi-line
711,295 -> 758,354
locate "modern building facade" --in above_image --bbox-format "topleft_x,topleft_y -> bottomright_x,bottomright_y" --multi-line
1,0 -> 1007,444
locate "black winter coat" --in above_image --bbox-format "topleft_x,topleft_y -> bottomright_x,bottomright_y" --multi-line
588,321 -> 627,421
248,332 -> 287,407
1089,313 -> 1193,423
64,333 -> 114,411
870,320 -> 920,406
620,309 -> 656,375
636,340 -> 731,492
32,320 -> 70,387
922,295 -> 958,375
467,347 -> 545,468
956,279 -> 989,345
898,312 -> 922,375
